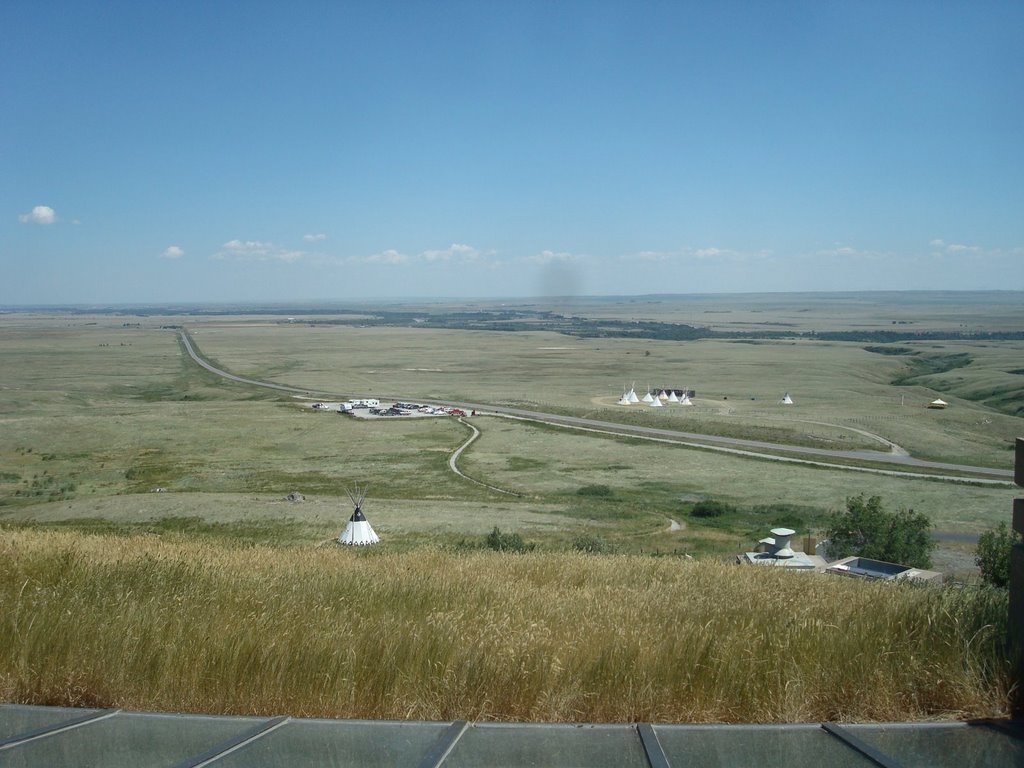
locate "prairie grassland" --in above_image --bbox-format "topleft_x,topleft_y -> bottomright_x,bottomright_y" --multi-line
0,530 -> 1011,723
459,417 -> 1017,533
0,320 -> 1016,553
191,323 -> 1023,467
532,292 -> 1024,333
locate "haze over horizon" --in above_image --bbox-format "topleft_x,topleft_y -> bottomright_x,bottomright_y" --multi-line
3,2 -> 1023,305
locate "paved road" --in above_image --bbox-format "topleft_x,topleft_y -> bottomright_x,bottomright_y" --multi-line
178,330 -> 1014,483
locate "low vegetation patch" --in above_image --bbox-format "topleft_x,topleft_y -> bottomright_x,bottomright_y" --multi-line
576,484 -> 614,498
0,516 -> 310,546
483,526 -> 535,553
863,346 -> 916,356
0,530 -> 1011,722
682,499 -> 828,539
571,532 -> 617,554
689,500 -> 735,518
892,352 -> 973,385
7,473 -> 76,503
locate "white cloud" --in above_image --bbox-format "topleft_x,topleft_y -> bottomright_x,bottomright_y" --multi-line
831,246 -> 858,256
624,250 -> 671,262
349,243 -> 494,266
365,249 -> 409,264
421,247 -> 454,263
214,239 -> 304,263
161,245 -> 185,259
694,246 -> 767,261
222,239 -> 270,255
928,239 -> 985,259
692,248 -> 719,258
303,233 -> 327,242
421,243 -> 490,263
527,249 -> 577,264
623,246 -> 744,263
18,205 -> 56,225
810,244 -> 886,262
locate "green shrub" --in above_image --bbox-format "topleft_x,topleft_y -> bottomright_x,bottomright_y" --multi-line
749,503 -> 819,532
690,500 -> 735,518
975,522 -> 1019,588
484,526 -> 534,553
826,494 -> 934,568
572,533 -> 616,554
577,485 -> 613,498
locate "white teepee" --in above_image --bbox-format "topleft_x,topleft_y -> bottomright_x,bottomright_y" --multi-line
648,396 -> 664,407
658,390 -> 669,401
679,393 -> 693,405
627,386 -> 640,403
641,387 -> 655,403
667,391 -> 679,403
780,392 -> 794,405
338,486 -> 380,546
617,392 -> 632,405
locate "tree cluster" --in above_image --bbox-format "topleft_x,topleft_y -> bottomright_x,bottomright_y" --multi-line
825,494 -> 934,569
975,522 -> 1019,588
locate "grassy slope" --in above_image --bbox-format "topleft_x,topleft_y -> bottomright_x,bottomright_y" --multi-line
0,530 -> 1011,723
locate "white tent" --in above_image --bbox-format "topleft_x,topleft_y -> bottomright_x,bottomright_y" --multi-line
648,397 -> 664,407
679,393 -> 693,406
928,398 -> 948,409
641,389 -> 655,403
667,391 -> 679,403
658,390 -> 669,401
780,392 -> 794,405
627,387 -> 640,403
617,393 -> 632,405
338,487 -> 380,546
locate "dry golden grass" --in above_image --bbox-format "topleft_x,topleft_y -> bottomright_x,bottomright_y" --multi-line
0,530 -> 1010,723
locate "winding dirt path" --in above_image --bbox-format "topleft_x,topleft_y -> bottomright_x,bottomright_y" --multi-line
448,418 -> 520,496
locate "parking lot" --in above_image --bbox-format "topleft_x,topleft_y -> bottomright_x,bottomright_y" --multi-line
308,401 -> 471,419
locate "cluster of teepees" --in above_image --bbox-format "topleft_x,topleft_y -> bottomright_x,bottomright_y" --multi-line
618,383 -> 793,407
617,385 -> 640,405
337,485 -> 380,546
617,383 -> 693,407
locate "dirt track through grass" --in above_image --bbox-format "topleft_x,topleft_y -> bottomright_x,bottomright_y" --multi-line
448,418 -> 520,496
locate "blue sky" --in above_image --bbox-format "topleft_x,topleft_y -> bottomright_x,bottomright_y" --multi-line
2,1 -> 1023,304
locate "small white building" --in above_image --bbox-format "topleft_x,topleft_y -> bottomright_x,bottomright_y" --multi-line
737,527 -> 827,571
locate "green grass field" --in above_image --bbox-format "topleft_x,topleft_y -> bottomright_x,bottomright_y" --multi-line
1,298 -> 1020,552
